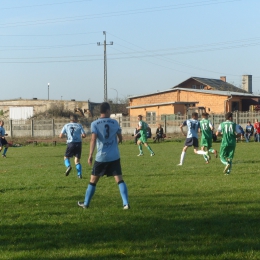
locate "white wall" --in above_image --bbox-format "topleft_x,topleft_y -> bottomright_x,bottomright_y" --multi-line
9,107 -> 33,120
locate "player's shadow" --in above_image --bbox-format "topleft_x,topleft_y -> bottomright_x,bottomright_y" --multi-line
2,199 -> 260,259
233,159 -> 260,164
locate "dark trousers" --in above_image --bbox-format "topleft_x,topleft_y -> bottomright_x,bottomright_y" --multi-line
135,134 -> 140,144
154,134 -> 163,142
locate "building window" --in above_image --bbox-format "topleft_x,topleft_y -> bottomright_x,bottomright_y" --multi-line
146,112 -> 156,125
200,85 -> 204,89
192,85 -> 196,89
232,102 -> 239,111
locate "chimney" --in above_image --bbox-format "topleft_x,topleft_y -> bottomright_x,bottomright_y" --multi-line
220,76 -> 226,82
242,75 -> 252,93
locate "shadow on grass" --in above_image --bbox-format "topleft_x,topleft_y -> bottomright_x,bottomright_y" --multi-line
1,207 -> 260,259
233,159 -> 260,164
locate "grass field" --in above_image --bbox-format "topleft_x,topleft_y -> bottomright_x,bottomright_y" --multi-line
1,139 -> 260,260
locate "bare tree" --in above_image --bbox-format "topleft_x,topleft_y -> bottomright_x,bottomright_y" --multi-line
108,96 -> 129,115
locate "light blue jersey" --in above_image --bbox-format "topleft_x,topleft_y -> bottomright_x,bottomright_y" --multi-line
91,117 -> 121,162
183,119 -> 200,138
0,126 -> 5,137
61,122 -> 86,143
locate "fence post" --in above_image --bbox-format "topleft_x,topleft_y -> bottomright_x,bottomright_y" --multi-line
10,120 -> 13,137
52,119 -> 55,137
234,111 -> 238,124
31,119 -> 34,137
164,115 -> 167,133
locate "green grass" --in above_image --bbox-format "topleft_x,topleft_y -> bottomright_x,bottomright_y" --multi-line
1,140 -> 260,259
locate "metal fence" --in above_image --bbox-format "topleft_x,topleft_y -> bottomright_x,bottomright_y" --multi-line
118,111 -> 260,135
3,111 -> 260,138
4,119 -> 91,138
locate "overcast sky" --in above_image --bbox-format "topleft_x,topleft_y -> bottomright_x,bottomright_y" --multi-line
1,0 -> 260,102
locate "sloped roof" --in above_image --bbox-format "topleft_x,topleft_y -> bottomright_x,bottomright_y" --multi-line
128,87 -> 260,99
173,77 -> 248,93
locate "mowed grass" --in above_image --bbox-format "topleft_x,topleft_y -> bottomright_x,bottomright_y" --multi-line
1,139 -> 260,260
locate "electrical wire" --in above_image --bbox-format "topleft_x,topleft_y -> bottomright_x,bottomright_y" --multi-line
0,0 -> 91,10
0,35 -> 259,58
0,42 -> 96,51
0,31 -> 100,37
0,0 -> 242,28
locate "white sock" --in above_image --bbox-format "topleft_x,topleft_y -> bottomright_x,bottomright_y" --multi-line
180,151 -> 185,164
196,150 -> 207,155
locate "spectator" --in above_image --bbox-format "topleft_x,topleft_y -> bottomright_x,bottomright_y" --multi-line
244,121 -> 254,142
153,124 -> 164,143
212,130 -> 217,142
236,124 -> 244,142
254,119 -> 260,142
146,125 -> 152,139
133,125 -> 140,144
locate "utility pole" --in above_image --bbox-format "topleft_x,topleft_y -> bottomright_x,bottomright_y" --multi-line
97,31 -> 113,102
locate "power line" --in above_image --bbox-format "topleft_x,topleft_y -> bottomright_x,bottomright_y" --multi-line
0,53 -> 102,60
0,0 -> 91,10
0,36 -> 259,62
108,33 -> 259,76
0,58 -> 103,64
0,31 -> 100,37
0,42 -> 97,52
1,34 -> 260,53
0,31 -> 256,62
0,0 -> 242,28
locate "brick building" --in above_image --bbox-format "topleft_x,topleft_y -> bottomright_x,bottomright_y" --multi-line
127,76 -> 260,118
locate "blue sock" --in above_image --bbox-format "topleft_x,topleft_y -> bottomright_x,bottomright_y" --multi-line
76,163 -> 82,176
3,148 -> 8,156
64,158 -> 70,167
84,183 -> 96,206
118,181 -> 129,206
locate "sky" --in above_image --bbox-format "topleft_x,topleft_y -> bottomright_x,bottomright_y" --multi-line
1,0 -> 260,103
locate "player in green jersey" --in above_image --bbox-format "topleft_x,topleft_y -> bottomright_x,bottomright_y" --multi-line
200,113 -> 218,164
216,112 -> 241,174
136,115 -> 155,156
